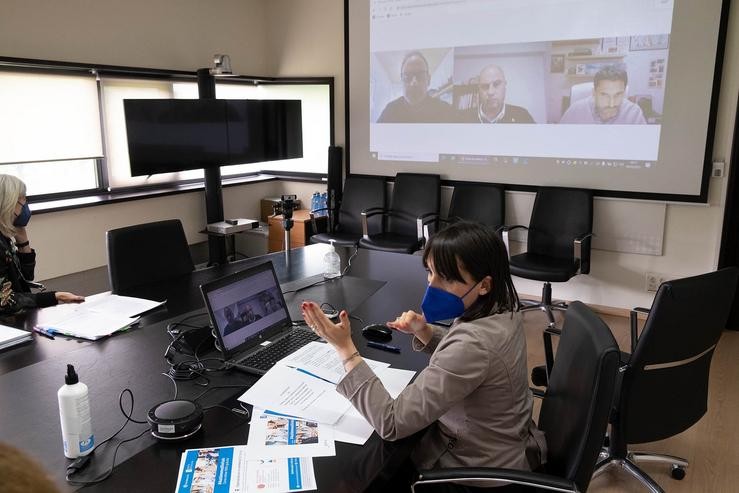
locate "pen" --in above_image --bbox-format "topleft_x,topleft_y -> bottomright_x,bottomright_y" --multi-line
367,341 -> 401,353
32,326 -> 55,340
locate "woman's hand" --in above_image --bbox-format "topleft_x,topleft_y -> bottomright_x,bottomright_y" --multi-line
387,310 -> 433,345
55,292 -> 85,304
301,301 -> 357,359
13,227 -> 31,253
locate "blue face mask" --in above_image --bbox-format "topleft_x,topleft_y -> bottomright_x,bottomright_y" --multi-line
13,202 -> 32,227
421,282 -> 479,324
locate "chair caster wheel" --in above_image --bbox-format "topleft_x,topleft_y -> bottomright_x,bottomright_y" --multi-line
671,465 -> 686,480
531,365 -> 548,387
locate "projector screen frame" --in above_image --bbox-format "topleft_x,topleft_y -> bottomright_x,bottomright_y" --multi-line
343,0 -> 732,203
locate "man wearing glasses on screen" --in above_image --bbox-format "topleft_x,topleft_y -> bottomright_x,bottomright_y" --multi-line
377,51 -> 453,123
560,65 -> 647,124
459,64 -> 535,124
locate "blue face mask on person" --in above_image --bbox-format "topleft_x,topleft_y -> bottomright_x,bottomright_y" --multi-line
421,282 -> 479,323
13,202 -> 32,227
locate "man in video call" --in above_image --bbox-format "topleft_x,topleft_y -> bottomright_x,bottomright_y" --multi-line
377,51 -> 452,123
460,64 -> 534,123
559,65 -> 647,124
240,304 -> 262,324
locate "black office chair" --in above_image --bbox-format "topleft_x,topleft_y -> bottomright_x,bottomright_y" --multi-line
359,173 -> 440,254
412,301 -> 620,492
310,176 -> 386,247
593,267 -> 739,492
503,187 -> 593,329
106,219 -> 195,294
445,182 -> 505,228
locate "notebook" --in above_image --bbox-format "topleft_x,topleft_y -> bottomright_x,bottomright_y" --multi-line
200,260 -> 320,377
0,324 -> 32,351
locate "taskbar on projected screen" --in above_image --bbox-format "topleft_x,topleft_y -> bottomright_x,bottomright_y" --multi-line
368,152 -> 655,170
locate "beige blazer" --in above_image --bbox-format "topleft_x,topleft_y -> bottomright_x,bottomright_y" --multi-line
336,311 -> 546,471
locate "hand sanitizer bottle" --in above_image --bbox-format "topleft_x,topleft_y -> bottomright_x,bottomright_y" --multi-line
323,239 -> 341,279
58,364 -> 94,458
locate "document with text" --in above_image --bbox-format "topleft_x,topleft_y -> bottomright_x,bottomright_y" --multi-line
175,446 -> 315,493
246,407 -> 336,459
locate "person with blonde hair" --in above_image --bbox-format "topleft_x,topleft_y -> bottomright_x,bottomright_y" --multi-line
0,174 -> 84,314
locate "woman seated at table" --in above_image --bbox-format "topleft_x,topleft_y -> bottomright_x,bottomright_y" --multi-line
0,174 -> 84,314
301,221 -> 545,477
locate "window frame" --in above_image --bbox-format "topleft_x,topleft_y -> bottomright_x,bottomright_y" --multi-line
0,56 -> 335,204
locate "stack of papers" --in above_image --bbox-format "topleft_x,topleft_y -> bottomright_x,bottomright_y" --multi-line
35,292 -> 165,340
238,341 -> 416,445
0,324 -> 32,351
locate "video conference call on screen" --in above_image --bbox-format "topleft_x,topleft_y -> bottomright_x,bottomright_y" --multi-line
350,0 -> 725,198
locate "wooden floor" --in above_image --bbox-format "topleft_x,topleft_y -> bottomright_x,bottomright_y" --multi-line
523,308 -> 739,493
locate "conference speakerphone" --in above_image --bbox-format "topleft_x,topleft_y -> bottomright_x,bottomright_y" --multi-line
207,218 -> 259,235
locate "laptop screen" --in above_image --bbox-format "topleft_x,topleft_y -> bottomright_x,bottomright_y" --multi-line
201,262 -> 290,353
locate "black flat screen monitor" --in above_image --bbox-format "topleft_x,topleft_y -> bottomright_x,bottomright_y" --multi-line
124,99 -> 303,177
226,100 -> 303,165
124,99 -> 229,176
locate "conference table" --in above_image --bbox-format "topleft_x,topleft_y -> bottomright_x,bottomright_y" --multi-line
0,244 -> 433,492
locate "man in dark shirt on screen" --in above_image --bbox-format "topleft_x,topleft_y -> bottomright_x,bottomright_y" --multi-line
459,64 -> 535,124
377,51 -> 452,123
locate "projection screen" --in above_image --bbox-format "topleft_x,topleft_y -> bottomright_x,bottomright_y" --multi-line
346,0 -> 730,202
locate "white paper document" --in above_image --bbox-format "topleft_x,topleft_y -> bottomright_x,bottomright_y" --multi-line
0,324 -> 32,351
279,341 -> 391,384
246,408 -> 336,459
35,292 -> 164,340
238,365 -> 352,424
175,446 -> 316,493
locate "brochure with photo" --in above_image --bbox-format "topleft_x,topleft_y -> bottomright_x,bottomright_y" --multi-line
175,446 -> 316,493
246,408 -> 336,459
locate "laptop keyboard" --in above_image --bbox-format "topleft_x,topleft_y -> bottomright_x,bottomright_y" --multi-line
236,328 -> 320,372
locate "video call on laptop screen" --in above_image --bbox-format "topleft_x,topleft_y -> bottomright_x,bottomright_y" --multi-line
206,269 -> 288,352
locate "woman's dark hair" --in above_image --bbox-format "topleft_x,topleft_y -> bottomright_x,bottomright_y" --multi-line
422,221 -> 519,321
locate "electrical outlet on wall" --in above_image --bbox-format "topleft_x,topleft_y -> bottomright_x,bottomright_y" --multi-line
645,271 -> 666,292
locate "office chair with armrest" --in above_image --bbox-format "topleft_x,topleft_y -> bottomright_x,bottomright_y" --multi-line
423,183 -> 505,244
593,267 -> 739,493
412,301 -> 620,493
359,173 -> 440,254
310,176 -> 386,247
502,187 -> 593,330
106,219 -> 195,294
446,182 -> 505,228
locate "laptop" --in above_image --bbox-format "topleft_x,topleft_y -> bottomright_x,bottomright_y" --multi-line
200,260 -> 320,376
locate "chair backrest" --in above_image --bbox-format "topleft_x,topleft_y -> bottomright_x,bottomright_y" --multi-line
528,187 -> 593,272
447,183 -> 505,228
538,301 -> 620,492
336,176 -> 386,235
387,173 -> 440,236
618,267 -> 739,444
106,219 -> 195,294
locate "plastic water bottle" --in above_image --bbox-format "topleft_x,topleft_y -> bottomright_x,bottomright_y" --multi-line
311,191 -> 321,214
319,192 -> 328,216
58,364 -> 94,458
323,239 -> 341,279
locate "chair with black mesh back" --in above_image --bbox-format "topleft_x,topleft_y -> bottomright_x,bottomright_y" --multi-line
502,187 -> 593,329
411,301 -> 620,493
106,219 -> 195,294
442,182 -> 505,229
593,267 -> 739,493
310,176 -> 386,247
358,173 -> 440,254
